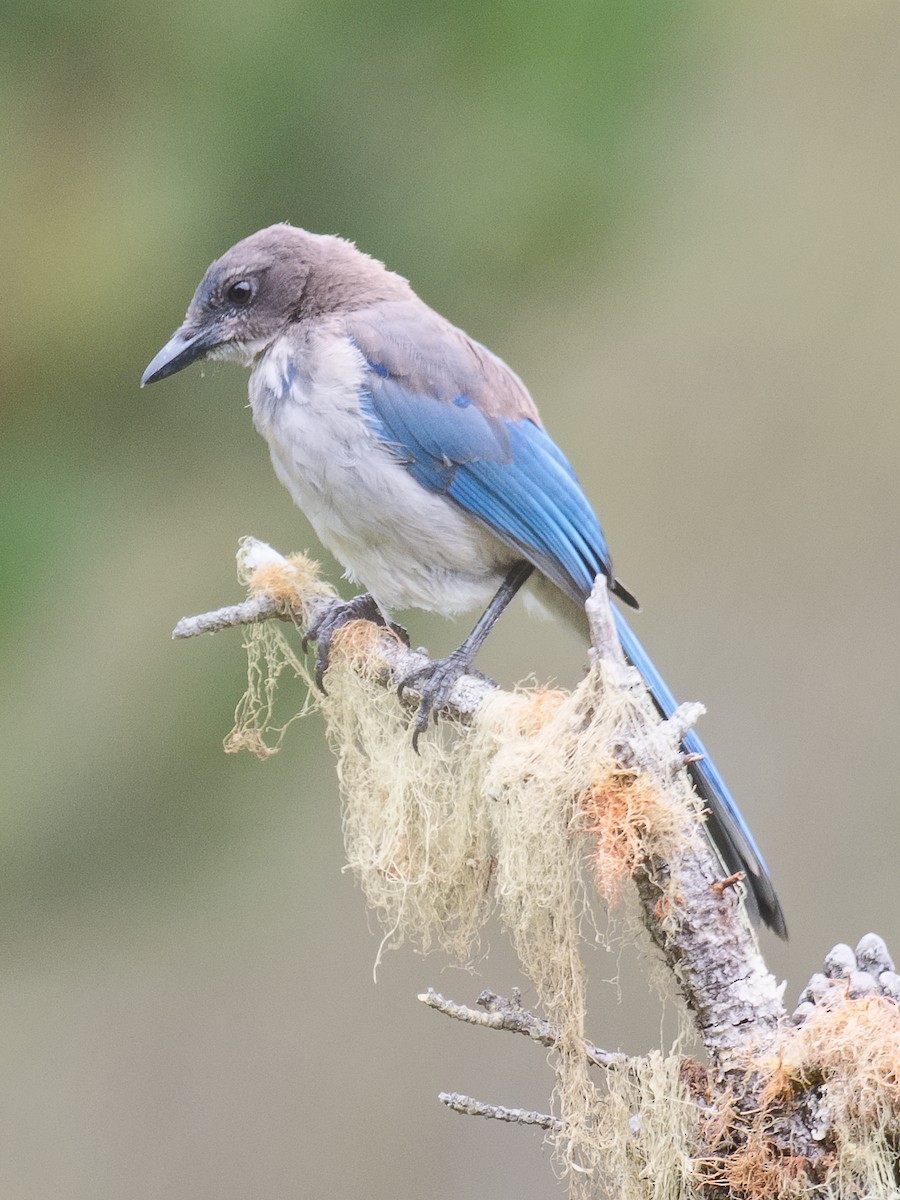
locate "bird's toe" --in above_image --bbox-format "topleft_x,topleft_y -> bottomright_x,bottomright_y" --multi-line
303,593 -> 386,690
399,650 -> 472,749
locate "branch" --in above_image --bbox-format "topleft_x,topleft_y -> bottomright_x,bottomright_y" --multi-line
173,593 -> 287,639
423,938 -> 900,1196
173,538 -> 497,720
439,1091 -> 562,1133
419,987 -> 629,1070
182,540 -> 900,1194
584,580 -> 786,1061
176,541 -> 784,1059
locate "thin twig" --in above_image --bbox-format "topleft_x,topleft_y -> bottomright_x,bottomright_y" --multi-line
439,1092 -> 562,1133
419,988 -> 628,1070
173,594 -> 287,639
711,871 -> 746,896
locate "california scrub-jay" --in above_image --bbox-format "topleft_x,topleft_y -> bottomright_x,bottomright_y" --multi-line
142,224 -> 785,937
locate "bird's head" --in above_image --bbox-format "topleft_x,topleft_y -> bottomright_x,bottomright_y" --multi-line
141,223 -> 409,386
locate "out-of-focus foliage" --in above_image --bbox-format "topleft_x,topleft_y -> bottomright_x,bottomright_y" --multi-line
3,3 -> 900,1197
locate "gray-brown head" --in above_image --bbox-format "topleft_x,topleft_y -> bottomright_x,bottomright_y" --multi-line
141,224 -> 412,385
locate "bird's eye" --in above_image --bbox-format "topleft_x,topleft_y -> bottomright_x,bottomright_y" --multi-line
226,280 -> 254,306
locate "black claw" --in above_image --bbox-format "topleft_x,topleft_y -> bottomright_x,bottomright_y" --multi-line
389,622 -> 411,648
397,649 -> 474,749
314,656 -> 328,695
411,723 -> 424,755
409,696 -> 435,755
303,593 -> 395,691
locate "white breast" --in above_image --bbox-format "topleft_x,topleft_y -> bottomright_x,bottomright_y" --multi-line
247,327 -> 515,616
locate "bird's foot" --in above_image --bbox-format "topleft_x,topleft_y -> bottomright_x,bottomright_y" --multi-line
397,648 -> 485,752
303,593 -> 408,692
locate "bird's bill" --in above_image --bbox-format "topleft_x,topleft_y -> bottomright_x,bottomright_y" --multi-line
141,324 -> 221,386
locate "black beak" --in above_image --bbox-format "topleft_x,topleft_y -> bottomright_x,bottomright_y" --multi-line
141,324 -> 222,386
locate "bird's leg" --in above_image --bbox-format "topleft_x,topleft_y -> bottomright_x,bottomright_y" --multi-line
398,561 -> 534,750
303,593 -> 409,692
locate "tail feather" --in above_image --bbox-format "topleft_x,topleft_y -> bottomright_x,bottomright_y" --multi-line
612,608 -> 787,940
524,572 -> 786,937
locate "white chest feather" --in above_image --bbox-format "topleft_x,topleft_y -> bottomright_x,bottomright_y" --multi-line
247,329 -> 513,615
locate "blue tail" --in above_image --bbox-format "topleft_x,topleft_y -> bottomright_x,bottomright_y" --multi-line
612,608 -> 787,939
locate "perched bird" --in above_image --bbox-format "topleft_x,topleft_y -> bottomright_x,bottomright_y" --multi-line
142,224 -> 786,937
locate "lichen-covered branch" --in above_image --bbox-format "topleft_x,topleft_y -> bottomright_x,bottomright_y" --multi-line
583,583 -> 786,1064
174,538 -> 497,721
175,539 -> 783,1067
423,936 -> 900,1197
174,539 -> 900,1197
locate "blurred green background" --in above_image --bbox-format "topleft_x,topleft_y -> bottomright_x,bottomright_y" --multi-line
4,2 -> 900,1196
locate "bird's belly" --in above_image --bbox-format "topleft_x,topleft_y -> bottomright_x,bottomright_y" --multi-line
275,445 -> 510,613
250,346 -> 513,615
268,438 -> 512,614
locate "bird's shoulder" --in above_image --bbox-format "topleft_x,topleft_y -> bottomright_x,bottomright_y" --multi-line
342,299 -> 541,427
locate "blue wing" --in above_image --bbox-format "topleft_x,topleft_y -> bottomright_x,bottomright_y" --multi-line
350,316 -> 636,608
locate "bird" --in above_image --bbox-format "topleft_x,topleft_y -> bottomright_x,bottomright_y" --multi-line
142,223 -> 786,938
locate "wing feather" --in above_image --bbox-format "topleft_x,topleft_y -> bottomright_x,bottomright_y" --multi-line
347,304 -> 635,607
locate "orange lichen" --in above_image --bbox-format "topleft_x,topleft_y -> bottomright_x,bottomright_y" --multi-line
246,549 -> 326,601
328,618 -> 390,672
697,994 -> 900,1197
512,686 -> 570,736
579,767 -> 670,904
763,994 -> 900,1124
706,1137 -> 812,1198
